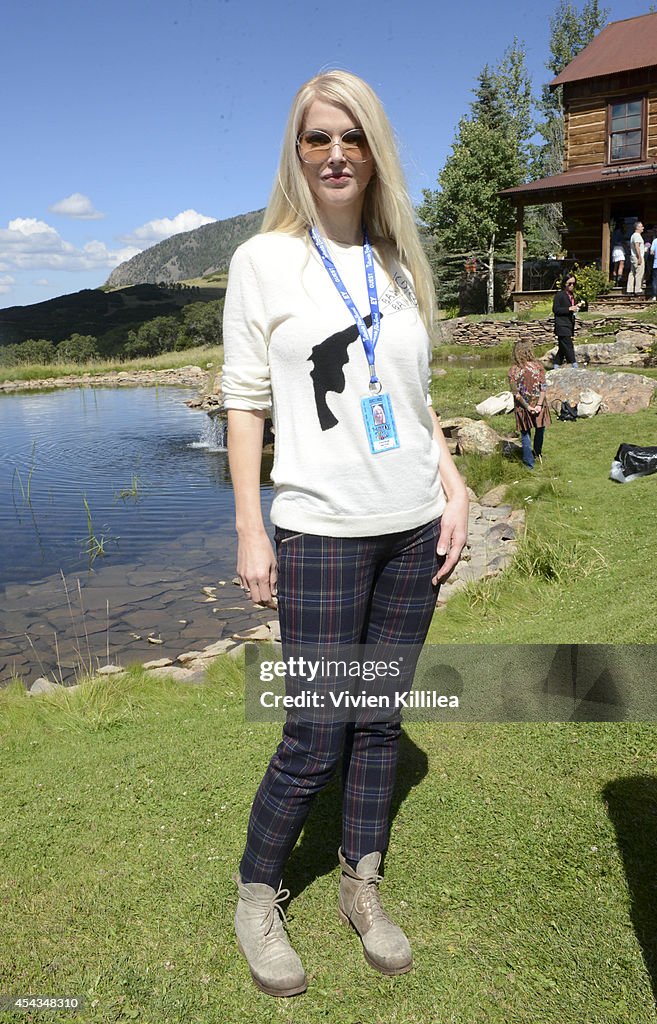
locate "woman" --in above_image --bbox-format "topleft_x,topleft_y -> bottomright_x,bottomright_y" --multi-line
508,340 -> 551,469
551,272 -> 582,367
221,70 -> 468,998
611,224 -> 626,286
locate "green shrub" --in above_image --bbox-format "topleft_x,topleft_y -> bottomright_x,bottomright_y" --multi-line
57,333 -> 98,363
572,263 -> 612,306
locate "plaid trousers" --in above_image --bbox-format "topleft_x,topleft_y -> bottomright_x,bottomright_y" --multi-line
239,517 -> 441,887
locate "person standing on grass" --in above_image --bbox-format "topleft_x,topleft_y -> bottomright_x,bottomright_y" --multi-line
221,69 -> 468,998
508,340 -> 551,470
651,232 -> 657,301
552,273 -> 582,367
627,221 -> 645,295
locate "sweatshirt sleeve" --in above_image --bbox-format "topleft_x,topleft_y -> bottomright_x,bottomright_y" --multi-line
221,243 -> 272,412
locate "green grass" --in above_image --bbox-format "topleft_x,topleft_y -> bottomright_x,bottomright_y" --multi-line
433,405 -> 657,645
0,346 -> 223,386
1,664 -> 656,1023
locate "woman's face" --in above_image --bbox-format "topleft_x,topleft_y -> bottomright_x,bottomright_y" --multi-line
565,277 -> 576,292
298,98 -> 375,224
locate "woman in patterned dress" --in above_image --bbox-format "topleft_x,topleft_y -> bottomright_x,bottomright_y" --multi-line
508,340 -> 551,469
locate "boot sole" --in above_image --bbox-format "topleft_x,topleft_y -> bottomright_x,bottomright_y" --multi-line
236,938 -> 307,997
338,908 -> 413,976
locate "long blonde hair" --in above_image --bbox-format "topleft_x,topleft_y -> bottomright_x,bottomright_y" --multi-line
262,70 -> 436,334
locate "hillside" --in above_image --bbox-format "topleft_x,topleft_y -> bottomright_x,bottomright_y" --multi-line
105,208 -> 265,288
0,283 -> 224,350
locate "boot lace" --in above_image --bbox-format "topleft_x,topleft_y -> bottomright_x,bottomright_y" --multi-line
240,883 -> 291,954
352,870 -> 391,925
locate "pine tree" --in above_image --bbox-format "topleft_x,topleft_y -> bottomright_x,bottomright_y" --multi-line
419,66 -> 525,313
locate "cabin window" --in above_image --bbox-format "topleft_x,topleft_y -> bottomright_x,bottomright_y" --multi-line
608,99 -> 644,162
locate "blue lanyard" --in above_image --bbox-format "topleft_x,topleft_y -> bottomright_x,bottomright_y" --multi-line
309,225 -> 381,391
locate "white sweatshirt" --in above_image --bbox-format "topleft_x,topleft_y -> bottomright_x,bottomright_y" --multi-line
221,231 -> 445,537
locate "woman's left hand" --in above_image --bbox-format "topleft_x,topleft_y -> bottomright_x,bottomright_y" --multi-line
433,494 -> 468,584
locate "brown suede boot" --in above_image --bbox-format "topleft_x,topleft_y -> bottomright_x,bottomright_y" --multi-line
233,873 -> 307,997
337,849 -> 413,975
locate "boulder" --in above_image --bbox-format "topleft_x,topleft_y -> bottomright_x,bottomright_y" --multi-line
440,417 -> 503,456
480,484 -> 509,507
615,329 -> 655,348
573,339 -> 647,366
546,367 -> 657,414
29,677 -> 60,695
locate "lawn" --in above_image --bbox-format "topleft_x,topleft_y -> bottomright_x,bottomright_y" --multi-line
2,354 -> 657,1023
1,667 -> 656,1024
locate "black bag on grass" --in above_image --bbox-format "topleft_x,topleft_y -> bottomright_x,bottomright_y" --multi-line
610,443 -> 657,483
558,400 -> 578,421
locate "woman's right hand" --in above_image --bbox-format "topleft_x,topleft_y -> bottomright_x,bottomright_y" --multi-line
237,529 -> 278,606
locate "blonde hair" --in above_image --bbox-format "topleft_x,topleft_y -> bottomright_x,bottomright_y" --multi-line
262,70 -> 436,333
512,340 -> 536,367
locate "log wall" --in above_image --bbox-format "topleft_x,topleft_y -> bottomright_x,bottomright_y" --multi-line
563,75 -> 657,170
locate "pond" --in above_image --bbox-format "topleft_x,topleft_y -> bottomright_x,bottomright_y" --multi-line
0,387 -> 274,686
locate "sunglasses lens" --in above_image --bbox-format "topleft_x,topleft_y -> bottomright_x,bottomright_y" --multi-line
297,128 -> 370,163
298,130 -> 332,162
340,129 -> 369,161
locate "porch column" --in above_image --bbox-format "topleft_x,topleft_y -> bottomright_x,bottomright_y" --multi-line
601,198 -> 611,279
515,206 -> 524,293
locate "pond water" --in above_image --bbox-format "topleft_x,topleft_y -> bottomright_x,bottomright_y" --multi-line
0,387 -> 274,685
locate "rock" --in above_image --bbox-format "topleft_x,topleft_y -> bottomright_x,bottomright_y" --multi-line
200,638 -> 236,657
147,636 -> 164,645
480,484 -> 508,507
146,665 -> 206,684
232,624 -> 273,641
97,664 -> 124,675
573,339 -> 647,366
267,619 -> 281,642
177,650 -> 205,664
29,677 -> 59,694
508,509 -> 526,528
466,486 -> 479,501
546,367 -> 657,414
486,552 -> 515,574
143,658 -> 174,669
486,522 -> 516,543
439,417 -> 502,456
228,643 -> 247,660
615,329 -> 655,348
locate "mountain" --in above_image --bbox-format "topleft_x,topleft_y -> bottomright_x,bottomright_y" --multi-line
105,208 -> 265,288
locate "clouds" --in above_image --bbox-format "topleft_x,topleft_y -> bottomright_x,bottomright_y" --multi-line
49,192 -> 105,220
0,201 -> 216,305
120,208 -> 216,247
0,218 -> 139,273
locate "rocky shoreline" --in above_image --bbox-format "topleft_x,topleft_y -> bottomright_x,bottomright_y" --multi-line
23,485 -> 524,693
0,364 -> 210,394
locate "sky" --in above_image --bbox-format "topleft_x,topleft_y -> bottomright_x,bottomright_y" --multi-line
1,0 -> 651,310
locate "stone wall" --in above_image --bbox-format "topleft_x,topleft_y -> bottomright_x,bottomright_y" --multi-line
439,316 -> 657,348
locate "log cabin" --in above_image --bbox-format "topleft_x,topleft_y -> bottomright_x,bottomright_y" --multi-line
501,10 -> 657,308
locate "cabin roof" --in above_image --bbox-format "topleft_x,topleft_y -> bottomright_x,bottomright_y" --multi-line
500,162 -> 657,201
550,12 -> 657,87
